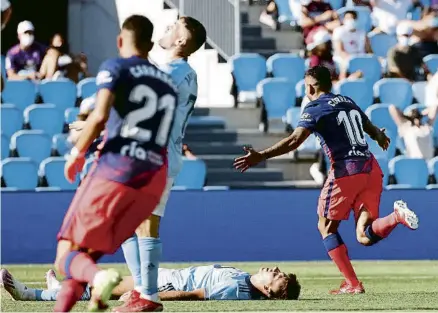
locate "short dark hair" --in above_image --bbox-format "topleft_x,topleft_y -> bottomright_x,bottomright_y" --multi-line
180,16 -> 207,54
305,65 -> 333,92
273,273 -> 301,300
345,10 -> 358,19
122,15 -> 154,51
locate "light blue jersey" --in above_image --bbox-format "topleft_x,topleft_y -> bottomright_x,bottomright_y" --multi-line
158,264 -> 253,300
160,58 -> 198,178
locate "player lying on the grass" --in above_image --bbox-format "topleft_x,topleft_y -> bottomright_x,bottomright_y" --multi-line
234,65 -> 419,295
1,265 -> 300,301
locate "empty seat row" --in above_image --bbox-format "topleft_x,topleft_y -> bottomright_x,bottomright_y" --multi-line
1,77 -> 97,111
1,104 -> 81,137
386,156 -> 438,189
1,157 -> 207,190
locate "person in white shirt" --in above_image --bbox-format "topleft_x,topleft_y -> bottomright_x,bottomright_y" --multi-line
333,10 -> 372,71
426,71 -> 438,108
370,0 -> 422,35
389,104 -> 437,160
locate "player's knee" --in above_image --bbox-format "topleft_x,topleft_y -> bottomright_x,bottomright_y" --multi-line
317,217 -> 339,237
136,214 -> 160,238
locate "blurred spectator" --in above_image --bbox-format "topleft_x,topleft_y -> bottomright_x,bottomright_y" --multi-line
301,0 -> 340,42
259,0 -> 280,30
370,0 -> 423,35
426,71 -> 438,108
389,104 -> 437,160
40,33 -> 90,83
183,144 -> 198,160
5,21 -> 47,80
1,0 -> 11,30
398,13 -> 438,61
68,95 -> 96,146
307,28 -> 362,81
333,10 -> 373,71
386,24 -> 423,81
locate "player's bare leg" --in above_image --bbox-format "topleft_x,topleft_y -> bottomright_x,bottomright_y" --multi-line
356,201 -> 419,246
318,216 -> 363,295
115,215 -> 163,312
53,239 -> 121,312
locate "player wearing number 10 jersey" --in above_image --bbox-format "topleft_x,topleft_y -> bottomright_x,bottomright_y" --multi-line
53,15 -> 177,312
234,66 -> 419,295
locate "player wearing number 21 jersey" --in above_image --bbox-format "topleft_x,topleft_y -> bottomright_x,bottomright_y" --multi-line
234,66 -> 419,295
53,15 -> 177,312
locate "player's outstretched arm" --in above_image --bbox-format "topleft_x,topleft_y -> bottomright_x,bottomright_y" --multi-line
234,127 -> 311,172
159,289 -> 205,301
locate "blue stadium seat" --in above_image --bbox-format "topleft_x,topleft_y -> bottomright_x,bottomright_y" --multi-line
329,0 -> 344,10
230,53 -> 266,94
374,79 -> 413,110
10,130 -> 52,164
347,55 -> 381,85
65,107 -> 80,124
274,0 -> 294,23
338,7 -> 372,31
428,156 -> 438,182
52,134 -> 71,156
296,79 -> 305,98
334,79 -> 373,111
174,158 -> 207,189
388,156 -> 428,188
1,134 -> 9,159
39,157 -> 79,190
423,54 -> 438,74
24,104 -> 64,136
266,54 -> 305,86
38,79 -> 77,111
1,55 -> 6,78
404,103 -> 426,115
368,33 -> 397,58
1,104 -> 23,138
77,77 -> 97,99
411,81 -> 427,104
374,155 -> 389,186
257,78 -> 295,120
1,157 -> 39,189
365,103 -> 397,135
285,107 -> 301,129
2,80 -> 37,111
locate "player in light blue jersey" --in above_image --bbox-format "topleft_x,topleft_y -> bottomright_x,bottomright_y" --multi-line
118,16 -> 207,312
1,266 -> 301,302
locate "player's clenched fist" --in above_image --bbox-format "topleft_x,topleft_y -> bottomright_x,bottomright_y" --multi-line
64,152 -> 85,183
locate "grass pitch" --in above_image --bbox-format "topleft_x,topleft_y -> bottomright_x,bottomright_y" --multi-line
1,261 -> 437,312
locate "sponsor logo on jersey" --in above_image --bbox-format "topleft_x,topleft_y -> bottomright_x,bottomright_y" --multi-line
300,113 -> 313,122
96,70 -> 113,85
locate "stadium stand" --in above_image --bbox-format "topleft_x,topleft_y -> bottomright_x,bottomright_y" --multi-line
1,104 -> 23,138
1,157 -> 39,190
424,54 -> 438,74
173,158 -> 207,189
76,77 -> 97,99
374,79 -> 414,110
39,157 -> 80,190
334,79 -> 373,111
2,80 -> 37,111
24,104 -> 64,136
10,130 -> 52,164
388,156 -> 429,189
368,33 -> 397,59
38,79 -> 77,112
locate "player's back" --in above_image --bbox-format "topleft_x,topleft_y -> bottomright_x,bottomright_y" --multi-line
302,93 -> 373,177
94,56 -> 178,187
161,58 -> 198,178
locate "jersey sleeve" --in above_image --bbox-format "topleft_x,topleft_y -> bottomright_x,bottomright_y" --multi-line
95,59 -> 121,92
204,280 -> 247,300
297,105 -> 319,131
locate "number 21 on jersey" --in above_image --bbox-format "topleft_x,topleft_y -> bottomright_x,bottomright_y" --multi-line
121,84 -> 176,147
337,110 -> 366,146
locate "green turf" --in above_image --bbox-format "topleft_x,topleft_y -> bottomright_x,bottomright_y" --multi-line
1,261 -> 438,312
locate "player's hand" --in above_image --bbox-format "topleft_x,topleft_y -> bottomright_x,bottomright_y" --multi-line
233,146 -> 264,173
69,121 -> 86,131
64,155 -> 86,183
376,128 -> 390,151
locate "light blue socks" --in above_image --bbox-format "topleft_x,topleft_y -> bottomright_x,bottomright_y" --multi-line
138,237 -> 162,301
121,236 -> 142,289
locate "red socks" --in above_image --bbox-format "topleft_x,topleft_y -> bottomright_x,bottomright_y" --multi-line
371,212 -> 398,238
323,233 -> 359,286
53,280 -> 85,312
59,251 -> 100,284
